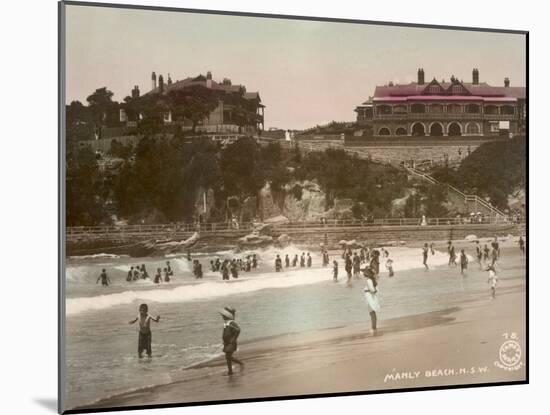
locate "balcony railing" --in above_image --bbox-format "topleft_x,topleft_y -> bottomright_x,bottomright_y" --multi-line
374,113 -> 483,120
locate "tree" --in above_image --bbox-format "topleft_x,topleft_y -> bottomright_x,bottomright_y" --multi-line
168,85 -> 220,132
66,146 -> 110,225
86,87 -> 119,137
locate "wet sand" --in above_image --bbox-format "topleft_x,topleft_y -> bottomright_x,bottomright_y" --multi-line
77,244 -> 526,411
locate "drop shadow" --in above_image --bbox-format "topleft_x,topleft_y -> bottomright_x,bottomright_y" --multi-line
34,398 -> 58,413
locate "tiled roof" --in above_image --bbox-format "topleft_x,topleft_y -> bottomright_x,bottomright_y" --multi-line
373,81 -> 525,99
373,95 -> 517,102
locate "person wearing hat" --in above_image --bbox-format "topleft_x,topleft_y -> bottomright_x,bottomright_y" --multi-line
219,306 -> 244,376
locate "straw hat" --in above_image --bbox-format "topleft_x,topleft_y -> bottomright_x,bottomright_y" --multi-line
219,306 -> 236,319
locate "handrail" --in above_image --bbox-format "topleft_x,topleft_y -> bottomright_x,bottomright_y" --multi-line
67,215 -> 523,235
405,166 -> 506,217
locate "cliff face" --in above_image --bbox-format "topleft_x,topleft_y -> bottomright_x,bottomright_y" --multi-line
259,180 -> 363,222
259,180 -> 327,221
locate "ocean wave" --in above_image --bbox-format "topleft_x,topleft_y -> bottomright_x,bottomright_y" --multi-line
66,268 -> 328,316
69,253 -> 128,260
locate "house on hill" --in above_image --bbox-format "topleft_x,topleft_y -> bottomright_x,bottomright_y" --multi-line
121,71 -> 265,134
355,68 -> 526,138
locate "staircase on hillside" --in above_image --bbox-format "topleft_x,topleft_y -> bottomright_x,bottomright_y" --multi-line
405,166 -> 506,217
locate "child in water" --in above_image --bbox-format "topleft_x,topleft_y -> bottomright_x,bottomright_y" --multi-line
486,265 -> 498,298
96,269 -> 111,286
128,303 -> 160,358
219,306 -> 244,376
154,268 -> 162,284
385,258 -> 394,277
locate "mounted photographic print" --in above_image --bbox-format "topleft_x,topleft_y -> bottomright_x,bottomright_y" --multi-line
59,1 -> 528,413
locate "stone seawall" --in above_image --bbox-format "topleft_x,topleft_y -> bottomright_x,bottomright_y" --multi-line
66,223 -> 524,257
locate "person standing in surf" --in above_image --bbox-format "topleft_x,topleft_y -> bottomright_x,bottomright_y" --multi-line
345,254 -> 353,284
332,260 -> 339,282
96,269 -> 111,287
285,254 -> 290,268
476,241 -> 483,269
448,241 -> 457,267
460,249 -> 468,275
163,267 -> 170,282
385,258 -> 394,277
422,243 -> 429,271
487,265 -> 498,299
126,266 -> 134,282
300,253 -> 306,268
275,255 -> 282,272
353,252 -> 361,278
128,303 -> 160,359
307,252 -> 312,267
154,268 -> 162,284
292,254 -> 298,267
519,236 -> 525,255
363,272 -> 380,334
166,261 -> 173,277
219,307 -> 244,376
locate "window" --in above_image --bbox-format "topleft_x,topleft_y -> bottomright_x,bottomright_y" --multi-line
501,105 -> 515,115
411,104 -> 426,114
466,104 -> 480,114
395,127 -> 407,136
447,104 -> 462,113
377,105 -> 392,115
484,105 -> 498,115
466,122 -> 481,135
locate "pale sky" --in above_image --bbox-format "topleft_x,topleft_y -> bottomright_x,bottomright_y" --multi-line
64,4 -> 526,130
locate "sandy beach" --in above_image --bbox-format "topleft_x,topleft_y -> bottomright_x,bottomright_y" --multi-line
75,241 -> 526,412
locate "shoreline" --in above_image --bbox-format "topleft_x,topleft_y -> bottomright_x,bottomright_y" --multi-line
76,283 -> 526,411
66,223 -> 525,258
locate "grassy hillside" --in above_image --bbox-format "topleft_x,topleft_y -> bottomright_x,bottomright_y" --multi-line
432,136 -> 526,210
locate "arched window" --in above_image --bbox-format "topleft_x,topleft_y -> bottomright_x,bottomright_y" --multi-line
448,122 -> 462,136
395,127 -> 407,136
429,123 -> 444,136
411,104 -> 426,114
378,127 -> 391,136
466,122 -> 481,135
466,104 -> 481,114
411,122 -> 425,136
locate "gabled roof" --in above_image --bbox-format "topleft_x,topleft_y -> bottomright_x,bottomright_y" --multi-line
373,80 -> 525,99
145,74 -> 260,101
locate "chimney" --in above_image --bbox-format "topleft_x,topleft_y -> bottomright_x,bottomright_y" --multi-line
158,74 -> 164,92
131,85 -> 140,99
504,77 -> 510,87
206,71 -> 212,88
167,73 -> 172,85
151,71 -> 157,90
472,68 -> 479,85
417,68 -> 425,85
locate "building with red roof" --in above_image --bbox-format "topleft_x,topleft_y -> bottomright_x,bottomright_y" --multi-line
355,68 -> 525,137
